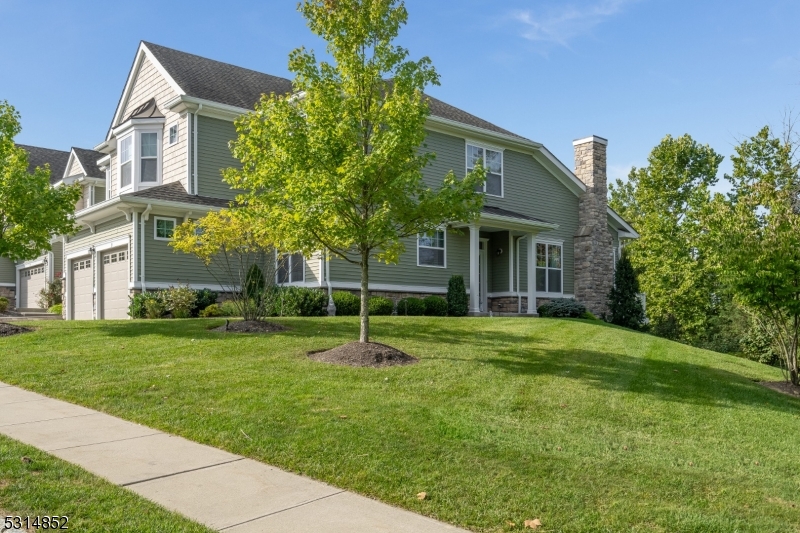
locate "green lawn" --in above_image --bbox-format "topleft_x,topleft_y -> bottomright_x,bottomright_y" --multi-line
0,317 -> 798,532
0,434 -> 211,532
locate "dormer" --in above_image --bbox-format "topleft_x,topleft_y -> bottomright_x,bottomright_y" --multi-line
60,147 -> 107,211
110,98 -> 166,194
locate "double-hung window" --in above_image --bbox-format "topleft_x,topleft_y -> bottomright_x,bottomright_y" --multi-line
277,253 -> 304,284
119,136 -> 133,188
536,243 -> 562,293
417,229 -> 446,268
467,144 -> 503,197
140,132 -> 158,182
168,125 -> 178,145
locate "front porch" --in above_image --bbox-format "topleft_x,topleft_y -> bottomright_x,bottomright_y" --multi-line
462,206 -> 561,317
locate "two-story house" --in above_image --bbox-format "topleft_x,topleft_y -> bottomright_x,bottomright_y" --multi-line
24,41 -> 637,319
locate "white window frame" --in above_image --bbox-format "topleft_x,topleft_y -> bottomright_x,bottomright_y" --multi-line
417,228 -> 447,268
466,142 -> 504,198
153,217 -> 177,241
168,124 -> 179,145
276,252 -> 305,284
535,239 -> 564,295
116,127 -> 163,194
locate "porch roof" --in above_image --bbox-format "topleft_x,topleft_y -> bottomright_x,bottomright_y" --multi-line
477,205 -> 559,232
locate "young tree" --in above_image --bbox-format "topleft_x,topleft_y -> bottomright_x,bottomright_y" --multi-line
224,0 -> 485,343
607,249 -> 645,330
0,101 -> 80,260
609,134 -> 723,341
171,210 -> 277,321
705,126 -> 800,384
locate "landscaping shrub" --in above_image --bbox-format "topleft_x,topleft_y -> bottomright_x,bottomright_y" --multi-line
48,304 -> 63,315
580,311 -> 597,320
144,298 -> 167,319
219,301 -> 239,317
608,250 -> 645,329
129,292 -> 164,319
164,285 -> 197,319
447,275 -> 468,317
199,303 -> 223,317
332,291 -> 360,316
37,279 -> 62,309
0,297 -> 8,313
269,286 -> 327,317
397,297 -> 426,316
192,289 -> 218,317
368,296 -> 394,316
423,295 -> 448,316
245,264 -> 266,298
537,298 -> 587,318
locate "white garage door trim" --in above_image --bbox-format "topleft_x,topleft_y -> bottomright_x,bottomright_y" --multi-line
17,263 -> 46,309
99,247 -> 129,320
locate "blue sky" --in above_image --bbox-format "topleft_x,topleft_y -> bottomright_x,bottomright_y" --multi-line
1,0 -> 798,186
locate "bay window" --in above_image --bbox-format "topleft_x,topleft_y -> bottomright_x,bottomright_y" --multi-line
115,127 -> 162,193
119,136 -> 132,188
140,132 -> 158,182
536,243 -> 562,293
467,143 -> 503,197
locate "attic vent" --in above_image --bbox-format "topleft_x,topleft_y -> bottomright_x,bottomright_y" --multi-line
125,98 -> 165,122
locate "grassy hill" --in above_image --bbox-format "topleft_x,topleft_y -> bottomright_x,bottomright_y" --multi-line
0,317 -> 798,532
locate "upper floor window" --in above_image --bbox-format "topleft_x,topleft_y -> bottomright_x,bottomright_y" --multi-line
536,243 -> 562,293
154,217 -> 176,240
418,230 -> 446,268
120,136 -> 133,188
467,144 -> 503,197
169,125 -> 178,145
277,252 -> 304,284
141,132 -> 158,182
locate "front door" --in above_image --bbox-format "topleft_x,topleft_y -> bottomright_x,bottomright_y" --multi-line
479,240 -> 488,312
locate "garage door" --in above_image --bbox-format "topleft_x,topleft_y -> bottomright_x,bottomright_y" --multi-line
72,256 -> 93,320
101,249 -> 129,319
18,264 -> 46,309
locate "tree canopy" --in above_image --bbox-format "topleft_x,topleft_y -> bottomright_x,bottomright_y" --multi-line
0,101 -> 80,261
223,0 -> 485,342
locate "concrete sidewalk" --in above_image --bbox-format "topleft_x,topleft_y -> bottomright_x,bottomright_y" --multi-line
0,382 -> 466,532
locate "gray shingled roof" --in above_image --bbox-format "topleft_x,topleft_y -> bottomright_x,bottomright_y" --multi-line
482,205 -> 552,225
124,182 -> 231,208
71,147 -> 105,179
142,42 -> 526,140
16,144 -> 70,185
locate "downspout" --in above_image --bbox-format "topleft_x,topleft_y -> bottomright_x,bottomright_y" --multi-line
141,204 -> 152,292
193,104 -> 202,196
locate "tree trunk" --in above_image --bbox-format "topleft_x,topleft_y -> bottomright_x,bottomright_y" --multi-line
359,250 -> 369,343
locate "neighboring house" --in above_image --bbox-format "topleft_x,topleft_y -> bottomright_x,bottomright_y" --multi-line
49,41 -> 636,320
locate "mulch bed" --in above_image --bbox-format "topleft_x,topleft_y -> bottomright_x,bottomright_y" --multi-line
211,320 -> 288,334
309,342 -> 418,368
760,381 -> 800,399
0,323 -> 32,337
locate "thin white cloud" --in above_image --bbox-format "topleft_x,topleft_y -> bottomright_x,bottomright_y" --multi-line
511,0 -> 638,47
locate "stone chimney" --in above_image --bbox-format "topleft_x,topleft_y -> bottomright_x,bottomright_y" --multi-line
573,136 -> 614,316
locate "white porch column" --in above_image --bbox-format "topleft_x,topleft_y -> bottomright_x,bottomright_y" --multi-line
526,233 -> 537,315
469,224 -> 480,314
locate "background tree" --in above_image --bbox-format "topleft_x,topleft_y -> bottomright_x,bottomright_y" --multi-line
607,249 -> 645,330
224,0 -> 485,343
171,210 -> 277,321
0,101 -> 80,260
705,126 -> 800,384
609,134 -> 723,342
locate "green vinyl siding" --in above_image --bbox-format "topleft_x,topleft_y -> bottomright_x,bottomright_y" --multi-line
65,216 -> 132,254
94,187 -> 106,204
0,256 -> 15,284
143,216 -> 219,287
196,115 -> 240,200
50,241 -> 64,279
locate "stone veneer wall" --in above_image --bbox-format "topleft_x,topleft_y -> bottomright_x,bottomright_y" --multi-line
573,137 -> 614,317
0,286 -> 15,308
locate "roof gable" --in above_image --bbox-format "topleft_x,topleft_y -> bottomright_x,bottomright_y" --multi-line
16,144 -> 70,185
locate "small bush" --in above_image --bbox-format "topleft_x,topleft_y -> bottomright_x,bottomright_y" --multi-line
129,292 -> 164,319
332,291 -> 360,316
219,300 -> 239,317
369,296 -> 394,316
270,287 -> 327,317
144,298 -> 167,319
447,275 -> 469,317
48,304 -> 63,315
423,295 -> 448,317
37,279 -> 63,309
580,311 -> 597,320
397,297 -> 426,316
0,297 -> 8,313
199,303 -> 223,317
537,298 -> 586,318
192,289 -> 218,317
164,285 -> 197,319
